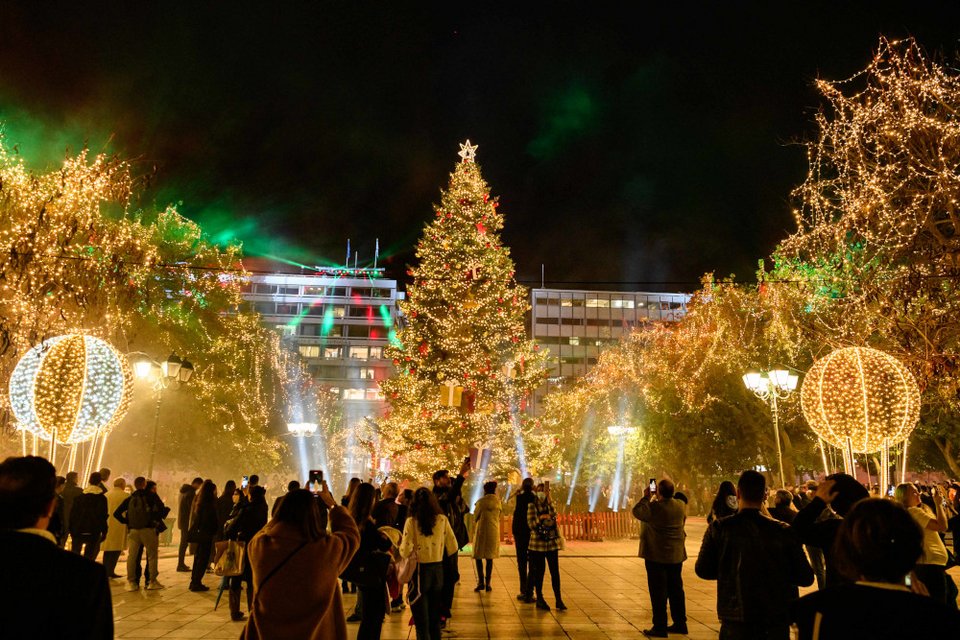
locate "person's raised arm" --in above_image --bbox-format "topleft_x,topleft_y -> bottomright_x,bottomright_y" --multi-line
928,486 -> 949,532
113,496 -> 129,525
786,529 -> 815,587
632,486 -> 653,522
319,482 -> 359,570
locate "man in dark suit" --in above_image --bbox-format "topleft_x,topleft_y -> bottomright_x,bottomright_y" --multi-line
0,455 -> 113,639
633,478 -> 688,638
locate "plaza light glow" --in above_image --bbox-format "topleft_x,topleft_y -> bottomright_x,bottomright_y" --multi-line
9,334 -> 132,445
800,346 -> 920,454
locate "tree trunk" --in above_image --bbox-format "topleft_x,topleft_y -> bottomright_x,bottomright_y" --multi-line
933,436 -> 960,478
779,426 -> 798,487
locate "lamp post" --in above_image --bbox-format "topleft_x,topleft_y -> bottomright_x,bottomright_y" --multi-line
742,367 -> 798,488
132,353 -> 194,479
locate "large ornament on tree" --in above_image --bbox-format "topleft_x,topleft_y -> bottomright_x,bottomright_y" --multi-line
800,346 -> 920,453
9,334 -> 133,444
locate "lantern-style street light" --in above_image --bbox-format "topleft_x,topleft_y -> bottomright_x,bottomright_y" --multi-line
287,422 -> 318,437
742,367 -> 798,488
131,352 -> 195,478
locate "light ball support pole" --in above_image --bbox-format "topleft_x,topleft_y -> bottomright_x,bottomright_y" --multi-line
742,367 -> 799,489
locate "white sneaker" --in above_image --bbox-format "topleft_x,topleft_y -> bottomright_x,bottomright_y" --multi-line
145,581 -> 165,590
124,582 -> 139,592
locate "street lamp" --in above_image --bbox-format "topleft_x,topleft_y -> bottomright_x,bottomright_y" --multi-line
131,352 -> 195,478
287,422 -> 318,437
742,366 -> 798,488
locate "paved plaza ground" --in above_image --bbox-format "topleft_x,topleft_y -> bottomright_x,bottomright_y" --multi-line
110,517 -> 958,639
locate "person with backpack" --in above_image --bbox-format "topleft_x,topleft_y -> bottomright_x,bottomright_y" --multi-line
526,482 -> 567,612
69,472 -> 109,561
114,476 -> 169,591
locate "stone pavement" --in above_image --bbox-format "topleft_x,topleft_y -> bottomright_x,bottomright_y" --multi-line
109,517 -> 956,639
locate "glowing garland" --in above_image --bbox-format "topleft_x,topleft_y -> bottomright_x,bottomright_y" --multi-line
9,334 -> 133,444
800,346 -> 920,453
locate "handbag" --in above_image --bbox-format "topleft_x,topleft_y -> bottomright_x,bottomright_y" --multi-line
214,539 -> 246,577
534,505 -> 559,541
341,550 -> 392,588
396,523 -> 419,585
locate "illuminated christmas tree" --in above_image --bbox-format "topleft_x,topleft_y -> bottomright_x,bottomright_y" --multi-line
380,141 -> 550,479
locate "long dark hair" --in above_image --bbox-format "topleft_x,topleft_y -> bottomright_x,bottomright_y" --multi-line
222,479 -> 237,499
193,480 -> 217,514
343,477 -> 361,501
348,482 -> 377,529
411,487 -> 442,536
711,481 -> 736,516
274,489 -> 326,541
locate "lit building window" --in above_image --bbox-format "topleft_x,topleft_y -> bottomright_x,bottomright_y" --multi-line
369,346 -> 383,359
324,347 -> 341,359
332,306 -> 346,318
299,345 -> 320,358
611,298 -> 635,309
359,367 -> 376,380
343,388 -> 365,400
349,346 -> 368,360
586,298 -> 610,308
365,388 -> 385,401
568,336 -> 580,346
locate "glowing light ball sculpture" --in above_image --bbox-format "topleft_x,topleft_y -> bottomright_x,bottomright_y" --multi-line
9,335 -> 132,462
800,346 -> 919,486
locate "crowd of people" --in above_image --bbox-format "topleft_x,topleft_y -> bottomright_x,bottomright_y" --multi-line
3,452 -> 960,639
631,471 -> 960,638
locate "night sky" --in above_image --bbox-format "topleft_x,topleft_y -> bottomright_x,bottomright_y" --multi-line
2,3 -> 960,291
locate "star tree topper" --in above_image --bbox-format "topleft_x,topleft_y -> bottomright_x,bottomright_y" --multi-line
458,139 -> 478,162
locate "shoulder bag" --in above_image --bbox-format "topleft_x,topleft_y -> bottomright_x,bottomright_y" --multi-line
213,539 -> 246,577
396,523 -> 419,584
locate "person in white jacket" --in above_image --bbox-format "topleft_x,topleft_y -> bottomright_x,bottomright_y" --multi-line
399,488 -> 458,640
102,478 -> 128,578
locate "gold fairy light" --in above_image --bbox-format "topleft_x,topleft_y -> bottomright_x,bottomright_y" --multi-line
800,346 -> 920,453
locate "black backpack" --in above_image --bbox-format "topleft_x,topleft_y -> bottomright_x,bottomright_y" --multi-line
127,493 -> 152,530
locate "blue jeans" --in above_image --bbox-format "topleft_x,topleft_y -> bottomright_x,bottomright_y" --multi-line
410,562 -> 444,640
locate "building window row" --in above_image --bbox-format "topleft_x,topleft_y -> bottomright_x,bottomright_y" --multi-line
300,345 -> 385,361
245,283 -> 394,298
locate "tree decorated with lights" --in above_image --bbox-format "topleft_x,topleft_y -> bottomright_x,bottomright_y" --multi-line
0,139 -> 290,472
774,37 -> 960,475
380,141 -> 551,478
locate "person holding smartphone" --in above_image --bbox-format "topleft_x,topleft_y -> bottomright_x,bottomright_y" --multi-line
431,456 -> 471,626
632,478 -> 688,637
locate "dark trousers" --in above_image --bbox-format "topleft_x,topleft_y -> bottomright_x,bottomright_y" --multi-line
805,545 -> 826,589
514,533 -> 531,595
71,533 -> 101,561
719,621 -> 789,640
411,562 -> 444,640
475,558 -> 492,586
177,532 -> 192,566
358,582 -> 387,640
440,552 -> 459,617
102,550 -> 121,576
529,550 -> 561,602
133,545 -> 151,585
645,559 -> 686,629
190,538 -> 213,587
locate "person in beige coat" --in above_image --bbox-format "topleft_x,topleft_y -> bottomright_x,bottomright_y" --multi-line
240,483 -> 359,640
471,481 -> 501,592
102,478 -> 128,578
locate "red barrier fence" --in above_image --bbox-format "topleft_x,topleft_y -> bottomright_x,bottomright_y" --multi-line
499,511 -> 640,544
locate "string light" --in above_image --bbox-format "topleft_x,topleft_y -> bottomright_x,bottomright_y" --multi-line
9,334 -> 132,444
800,346 -> 920,453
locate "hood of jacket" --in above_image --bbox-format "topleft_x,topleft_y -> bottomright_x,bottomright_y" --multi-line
83,484 -> 105,495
